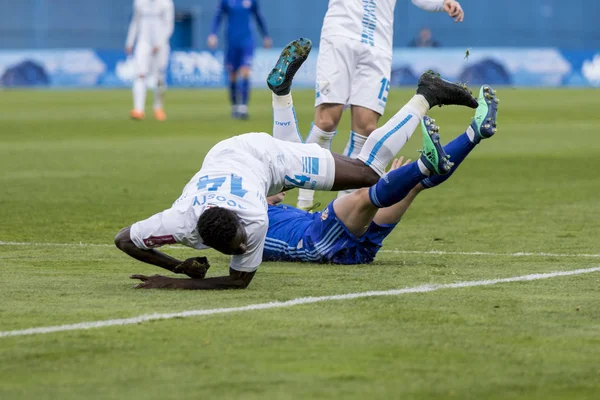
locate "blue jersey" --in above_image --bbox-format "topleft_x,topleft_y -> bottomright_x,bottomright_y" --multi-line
211,0 -> 269,48
264,201 -> 396,265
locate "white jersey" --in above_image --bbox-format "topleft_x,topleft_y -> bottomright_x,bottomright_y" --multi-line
320,0 -> 444,53
126,0 -> 174,48
129,133 -> 336,273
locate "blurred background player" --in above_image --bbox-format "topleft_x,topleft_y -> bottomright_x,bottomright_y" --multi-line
297,0 -> 465,210
208,0 -> 272,120
126,0 -> 174,121
408,27 -> 441,47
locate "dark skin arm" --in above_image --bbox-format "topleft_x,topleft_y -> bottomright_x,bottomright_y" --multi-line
129,268 -> 256,290
114,226 -> 182,272
115,226 -> 254,289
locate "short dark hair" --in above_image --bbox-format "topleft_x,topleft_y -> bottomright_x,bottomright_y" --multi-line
197,207 -> 244,253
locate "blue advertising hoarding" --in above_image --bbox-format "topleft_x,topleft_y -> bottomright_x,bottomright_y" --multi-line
0,48 -> 599,88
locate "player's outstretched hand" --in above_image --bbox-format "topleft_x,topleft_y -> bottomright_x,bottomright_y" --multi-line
207,34 -> 218,49
389,157 -> 412,172
174,257 -> 211,279
443,0 -> 464,22
130,274 -> 176,289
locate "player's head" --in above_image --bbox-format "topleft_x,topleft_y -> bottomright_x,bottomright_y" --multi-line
197,207 -> 248,255
267,192 -> 286,205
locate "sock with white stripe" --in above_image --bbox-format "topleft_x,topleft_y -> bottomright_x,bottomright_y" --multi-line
298,124 -> 337,208
342,131 -> 368,158
357,95 -> 429,176
368,162 -> 427,208
133,77 -> 147,113
272,93 -> 302,143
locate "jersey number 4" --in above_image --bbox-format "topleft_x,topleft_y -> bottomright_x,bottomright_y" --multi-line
196,174 -> 248,197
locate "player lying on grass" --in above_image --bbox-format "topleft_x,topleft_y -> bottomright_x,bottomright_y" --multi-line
115,39 -> 478,290
264,86 -> 499,264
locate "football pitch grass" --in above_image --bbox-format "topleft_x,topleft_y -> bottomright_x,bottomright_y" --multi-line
0,88 -> 599,399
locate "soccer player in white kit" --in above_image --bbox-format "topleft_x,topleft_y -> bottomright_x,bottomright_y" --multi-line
297,0 -> 465,210
125,0 -> 174,121
115,39 -> 477,291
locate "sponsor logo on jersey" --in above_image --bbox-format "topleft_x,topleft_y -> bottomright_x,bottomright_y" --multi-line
275,121 -> 291,126
321,208 -> 329,221
144,235 -> 176,248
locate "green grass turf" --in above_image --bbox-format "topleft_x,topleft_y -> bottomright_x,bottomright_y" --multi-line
0,88 -> 599,399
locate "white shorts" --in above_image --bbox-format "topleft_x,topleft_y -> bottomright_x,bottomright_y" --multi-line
134,42 -> 170,80
315,35 -> 392,115
203,133 -> 336,196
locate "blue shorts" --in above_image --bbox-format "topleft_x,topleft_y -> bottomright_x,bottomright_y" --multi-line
263,201 -> 396,265
225,44 -> 254,72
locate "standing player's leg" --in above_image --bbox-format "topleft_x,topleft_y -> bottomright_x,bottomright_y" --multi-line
225,46 -> 239,119
336,46 -> 390,198
152,44 -> 169,121
130,42 -> 152,120
236,44 -> 254,120
297,36 -> 353,209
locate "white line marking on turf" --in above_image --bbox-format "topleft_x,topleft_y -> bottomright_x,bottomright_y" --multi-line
1,240 -> 599,259
1,267 -> 598,339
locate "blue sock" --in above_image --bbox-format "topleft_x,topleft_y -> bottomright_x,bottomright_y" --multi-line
369,162 -> 426,208
421,132 -> 476,189
229,80 -> 237,107
240,78 -> 250,106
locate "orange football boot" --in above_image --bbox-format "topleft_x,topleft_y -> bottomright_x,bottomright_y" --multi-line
130,109 -> 145,120
154,108 -> 167,121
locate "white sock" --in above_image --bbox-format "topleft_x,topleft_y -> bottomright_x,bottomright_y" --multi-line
357,96 -> 428,176
153,81 -> 165,110
272,93 -> 302,143
305,123 -> 336,149
298,123 -> 337,208
133,77 -> 147,112
417,159 -> 431,176
342,131 -> 368,158
466,125 -> 476,143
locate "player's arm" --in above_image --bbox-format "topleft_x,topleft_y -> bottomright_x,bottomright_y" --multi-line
115,220 -> 210,279
251,0 -> 272,48
411,0 -> 464,22
129,219 -> 267,290
163,1 -> 175,42
208,0 -> 227,49
125,2 -> 140,54
130,268 -> 255,290
115,226 -> 183,272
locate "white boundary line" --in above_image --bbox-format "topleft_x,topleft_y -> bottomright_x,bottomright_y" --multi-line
1,240 -> 599,259
1,267 -> 598,339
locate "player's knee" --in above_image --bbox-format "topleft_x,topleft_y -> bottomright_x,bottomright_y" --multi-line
314,112 -> 339,133
353,120 -> 378,136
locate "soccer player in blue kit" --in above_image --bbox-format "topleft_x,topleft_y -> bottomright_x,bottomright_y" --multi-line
265,43 -> 499,265
208,0 -> 272,120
